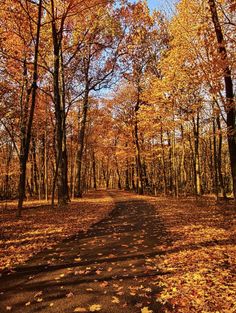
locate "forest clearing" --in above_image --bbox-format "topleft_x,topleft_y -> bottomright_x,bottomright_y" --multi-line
0,0 -> 236,312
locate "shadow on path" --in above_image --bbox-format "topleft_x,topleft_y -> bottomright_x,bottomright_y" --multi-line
0,191 -> 174,313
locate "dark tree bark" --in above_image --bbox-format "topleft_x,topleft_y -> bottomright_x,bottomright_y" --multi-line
212,116 -> 219,197
134,87 -> 144,195
77,87 -> 89,197
32,136 -> 39,195
216,115 -> 227,198
125,160 -> 130,191
160,127 -> 167,196
193,112 -> 201,196
51,0 -> 69,206
17,0 -> 43,217
5,144 -> 13,199
167,131 -> 173,194
92,151 -> 97,190
208,0 -> 236,200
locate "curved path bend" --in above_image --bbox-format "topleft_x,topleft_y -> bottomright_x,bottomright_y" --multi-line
0,191 -> 173,313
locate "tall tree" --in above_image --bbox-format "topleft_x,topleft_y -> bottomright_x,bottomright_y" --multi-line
208,0 -> 236,199
17,0 -> 43,217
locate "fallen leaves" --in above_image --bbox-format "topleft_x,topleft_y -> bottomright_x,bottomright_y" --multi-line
111,296 -> 120,303
0,194 -> 114,271
89,304 -> 102,311
74,308 -> 87,312
73,304 -> 102,313
66,291 -> 74,298
141,307 -> 153,313
1,192 -> 235,313
36,298 -> 43,302
34,291 -> 43,298
99,281 -> 108,288
151,198 -> 236,313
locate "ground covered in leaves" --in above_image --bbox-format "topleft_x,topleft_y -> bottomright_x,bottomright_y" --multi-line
0,192 -> 114,271
0,191 -> 235,313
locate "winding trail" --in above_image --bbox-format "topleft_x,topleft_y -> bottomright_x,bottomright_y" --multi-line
0,191 -> 175,312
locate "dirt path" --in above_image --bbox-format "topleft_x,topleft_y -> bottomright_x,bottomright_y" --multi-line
0,191 -> 173,313
0,191 -> 235,313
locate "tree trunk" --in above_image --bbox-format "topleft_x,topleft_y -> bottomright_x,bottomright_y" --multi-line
167,131 -> 173,194
134,88 -> 144,195
92,151 -> 97,189
77,88 -> 89,197
208,0 -> 236,200
51,0 -> 68,206
193,113 -> 201,196
32,136 -> 39,195
216,114 -> 227,198
212,116 -> 219,198
125,160 -> 130,190
17,0 -> 43,217
161,128 -> 167,196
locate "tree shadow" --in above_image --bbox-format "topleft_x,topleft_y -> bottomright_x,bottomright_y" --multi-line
0,192 -> 175,312
1,191 -> 234,312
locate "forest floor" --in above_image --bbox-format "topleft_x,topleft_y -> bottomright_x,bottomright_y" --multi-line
0,190 -> 235,313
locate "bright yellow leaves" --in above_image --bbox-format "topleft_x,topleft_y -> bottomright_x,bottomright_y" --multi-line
74,308 -> 87,312
111,296 -> 120,303
89,304 -> 102,311
74,305 -> 102,312
141,307 -> 153,313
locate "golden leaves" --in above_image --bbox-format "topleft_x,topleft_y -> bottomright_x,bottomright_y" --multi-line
152,198 -> 236,313
111,296 -> 120,303
89,304 -> 102,311
141,307 -> 153,313
74,308 -> 87,312
0,196 -> 113,271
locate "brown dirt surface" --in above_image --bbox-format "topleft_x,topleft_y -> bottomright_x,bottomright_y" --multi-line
0,191 -> 235,312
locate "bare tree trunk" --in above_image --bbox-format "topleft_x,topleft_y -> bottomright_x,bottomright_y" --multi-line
32,136 -> 39,195
167,131 -> 173,194
216,114 -> 227,198
17,0 -> 43,217
212,116 -> 219,198
131,162 -> 136,191
44,131 -> 48,201
180,125 -> 187,195
172,130 -> 179,198
193,112 -> 201,196
77,88 -> 89,197
92,150 -> 97,189
161,128 -> 167,196
134,87 -> 144,195
208,0 -> 236,200
125,162 -> 130,190
51,0 -> 68,206
5,144 -> 13,199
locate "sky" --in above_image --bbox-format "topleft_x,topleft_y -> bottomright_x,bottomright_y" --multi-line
146,0 -> 178,15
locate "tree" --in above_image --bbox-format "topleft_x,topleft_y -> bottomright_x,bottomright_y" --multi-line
208,0 -> 236,200
0,0 -> 43,216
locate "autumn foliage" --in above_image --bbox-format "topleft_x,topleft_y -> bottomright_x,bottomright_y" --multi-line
0,0 -> 235,312
0,0 -> 235,203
